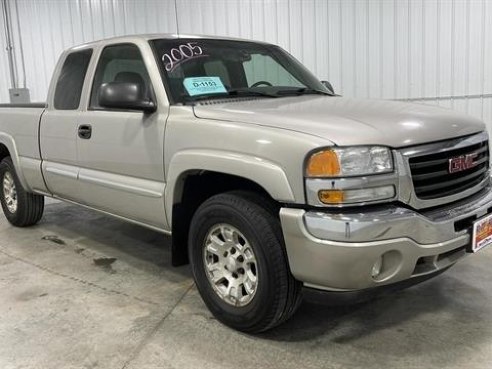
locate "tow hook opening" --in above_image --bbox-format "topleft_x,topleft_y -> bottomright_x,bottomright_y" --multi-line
371,250 -> 402,282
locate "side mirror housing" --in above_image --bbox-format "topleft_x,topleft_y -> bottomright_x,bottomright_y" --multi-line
98,82 -> 156,113
321,80 -> 335,94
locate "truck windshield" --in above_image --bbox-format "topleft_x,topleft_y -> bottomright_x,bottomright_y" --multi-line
150,38 -> 332,104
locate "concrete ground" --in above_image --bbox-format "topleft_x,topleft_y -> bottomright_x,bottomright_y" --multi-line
0,199 -> 491,369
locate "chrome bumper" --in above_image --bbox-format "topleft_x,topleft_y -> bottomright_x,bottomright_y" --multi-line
280,187 -> 492,291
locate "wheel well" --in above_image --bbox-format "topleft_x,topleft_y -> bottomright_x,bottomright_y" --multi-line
0,144 -> 10,163
171,171 -> 279,266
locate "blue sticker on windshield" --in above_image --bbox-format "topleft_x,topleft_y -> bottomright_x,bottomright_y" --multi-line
183,77 -> 227,96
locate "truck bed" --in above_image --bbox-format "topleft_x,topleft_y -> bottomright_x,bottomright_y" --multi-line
0,104 -> 47,193
0,103 -> 46,108
0,104 -> 45,159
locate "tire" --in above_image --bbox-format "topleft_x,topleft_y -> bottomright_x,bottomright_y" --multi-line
0,157 -> 44,227
188,191 -> 302,333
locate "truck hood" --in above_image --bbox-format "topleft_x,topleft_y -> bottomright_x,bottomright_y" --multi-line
193,96 -> 485,147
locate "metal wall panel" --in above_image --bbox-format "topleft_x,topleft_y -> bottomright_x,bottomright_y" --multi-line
3,0 -> 177,103
0,0 -> 491,131
0,8 -> 11,103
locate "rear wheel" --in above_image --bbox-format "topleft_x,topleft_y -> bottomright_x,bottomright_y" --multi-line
0,157 -> 44,226
188,191 -> 302,333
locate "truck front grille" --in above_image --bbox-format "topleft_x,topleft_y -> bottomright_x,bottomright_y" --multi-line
409,139 -> 489,200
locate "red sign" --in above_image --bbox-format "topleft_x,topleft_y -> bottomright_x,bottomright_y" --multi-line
448,153 -> 478,173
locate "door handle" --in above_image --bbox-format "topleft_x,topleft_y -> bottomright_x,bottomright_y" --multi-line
78,124 -> 92,139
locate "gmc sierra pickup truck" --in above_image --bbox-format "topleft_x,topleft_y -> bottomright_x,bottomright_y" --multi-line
0,34 -> 490,333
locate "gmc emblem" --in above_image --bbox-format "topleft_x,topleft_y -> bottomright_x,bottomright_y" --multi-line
448,153 -> 478,173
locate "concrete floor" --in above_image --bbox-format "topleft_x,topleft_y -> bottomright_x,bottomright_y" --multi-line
0,200 -> 491,369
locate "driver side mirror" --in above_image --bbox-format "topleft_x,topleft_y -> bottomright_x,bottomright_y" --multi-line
321,80 -> 335,94
98,82 -> 156,113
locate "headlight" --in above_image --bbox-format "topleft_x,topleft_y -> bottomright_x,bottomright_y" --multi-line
306,146 -> 393,177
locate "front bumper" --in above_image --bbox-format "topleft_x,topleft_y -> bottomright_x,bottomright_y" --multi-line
280,187 -> 492,291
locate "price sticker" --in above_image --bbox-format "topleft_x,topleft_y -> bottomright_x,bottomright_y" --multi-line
183,76 -> 227,96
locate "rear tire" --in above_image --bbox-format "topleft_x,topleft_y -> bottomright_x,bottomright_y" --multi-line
188,191 -> 302,333
0,157 -> 44,227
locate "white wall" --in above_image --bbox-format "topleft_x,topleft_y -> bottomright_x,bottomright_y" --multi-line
1,0 -> 491,129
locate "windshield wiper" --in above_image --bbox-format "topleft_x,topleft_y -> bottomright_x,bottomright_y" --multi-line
184,93 -> 229,103
225,89 -> 279,98
184,89 -> 278,104
274,87 -> 333,96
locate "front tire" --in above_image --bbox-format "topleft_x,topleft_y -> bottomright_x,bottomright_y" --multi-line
0,157 -> 44,227
188,191 -> 302,333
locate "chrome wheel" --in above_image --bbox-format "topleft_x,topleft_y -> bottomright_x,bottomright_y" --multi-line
203,223 -> 258,307
3,172 -> 17,213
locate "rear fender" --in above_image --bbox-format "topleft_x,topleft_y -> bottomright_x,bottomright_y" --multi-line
0,133 -> 31,191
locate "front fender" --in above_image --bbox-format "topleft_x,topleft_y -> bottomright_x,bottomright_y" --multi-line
165,149 -> 295,225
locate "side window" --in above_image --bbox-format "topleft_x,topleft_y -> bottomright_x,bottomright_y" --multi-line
53,49 -> 93,110
90,44 -> 152,109
243,54 -> 303,87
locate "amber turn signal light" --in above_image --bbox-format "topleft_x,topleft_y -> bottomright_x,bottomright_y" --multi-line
318,190 -> 345,204
306,150 -> 340,177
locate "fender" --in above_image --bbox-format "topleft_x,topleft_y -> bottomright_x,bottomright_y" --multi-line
0,132 -> 31,192
165,149 -> 295,226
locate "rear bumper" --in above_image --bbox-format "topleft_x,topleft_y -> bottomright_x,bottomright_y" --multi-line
280,187 -> 492,291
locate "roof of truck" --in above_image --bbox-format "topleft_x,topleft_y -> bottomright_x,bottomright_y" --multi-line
67,33 -> 269,52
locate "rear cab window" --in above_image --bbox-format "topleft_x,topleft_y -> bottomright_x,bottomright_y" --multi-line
53,49 -> 93,110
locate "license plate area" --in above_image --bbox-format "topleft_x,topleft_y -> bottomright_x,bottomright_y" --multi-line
471,213 -> 492,252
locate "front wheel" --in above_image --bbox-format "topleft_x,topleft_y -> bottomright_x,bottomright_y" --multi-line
0,157 -> 44,227
188,191 -> 302,333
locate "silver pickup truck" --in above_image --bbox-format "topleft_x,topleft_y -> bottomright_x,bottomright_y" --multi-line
0,34 -> 491,332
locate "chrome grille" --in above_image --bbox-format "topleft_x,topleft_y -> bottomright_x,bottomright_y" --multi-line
409,139 -> 489,200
